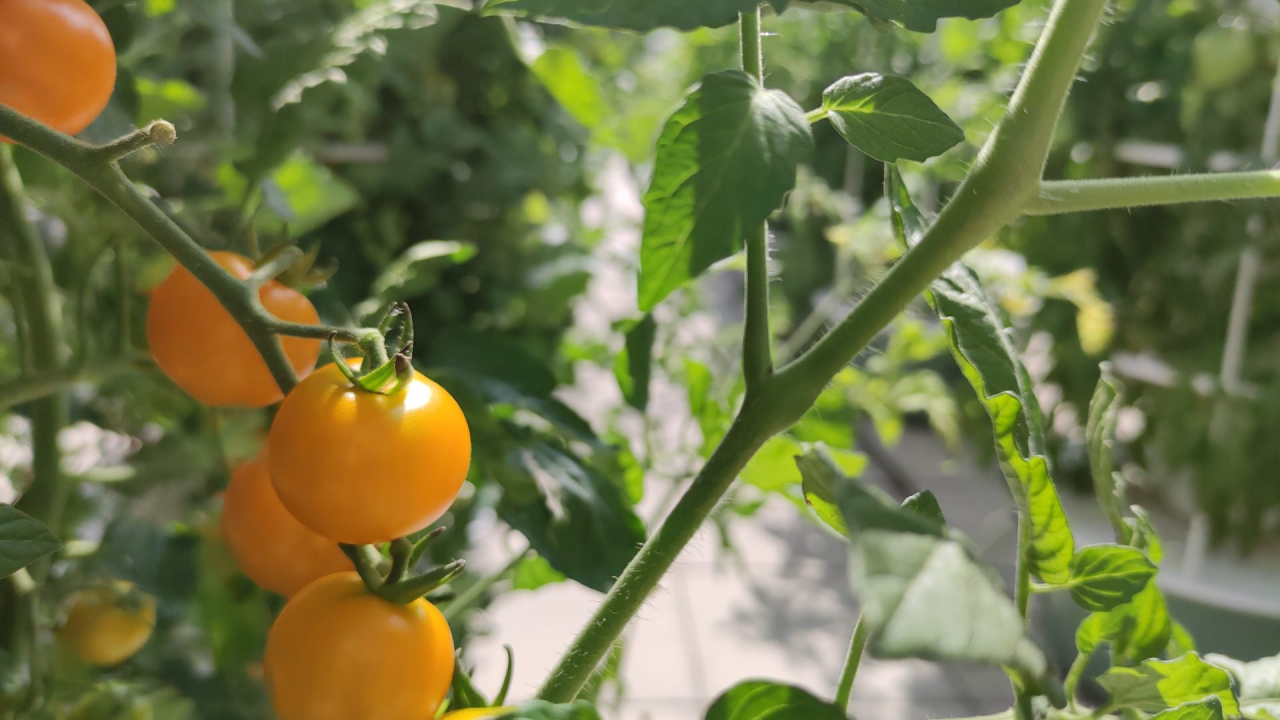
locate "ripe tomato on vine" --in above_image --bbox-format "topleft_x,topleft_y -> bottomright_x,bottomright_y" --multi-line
264,571 -> 455,720
57,581 -> 156,667
267,360 -> 472,545
219,452 -> 352,597
146,251 -> 321,407
0,0 -> 117,139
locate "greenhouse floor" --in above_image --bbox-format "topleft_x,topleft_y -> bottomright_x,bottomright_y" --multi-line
464,427 -> 1023,719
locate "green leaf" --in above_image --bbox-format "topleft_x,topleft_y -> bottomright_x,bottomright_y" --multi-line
703,680 -> 849,719
1168,621 -> 1197,657
483,0 -> 758,31
96,520 -> 200,601
797,443 -> 870,538
0,505 -> 60,578
1127,505 -> 1164,565
930,261 -> 1074,583
1151,698 -> 1226,720
495,442 -> 646,593
1205,652 -> 1280,719
498,700 -> 602,719
1078,582 -> 1173,667
784,0 -> 1022,32
821,74 -> 963,163
614,314 -> 657,412
532,48 -> 607,131
798,449 -> 1054,690
358,241 -> 478,316
1086,364 -> 1128,538
987,394 -> 1074,583
259,152 -> 361,235
1066,545 -> 1156,612
638,70 -> 812,310
901,490 -> 946,527
512,553 -> 567,591
1099,653 -> 1240,716
886,165 -> 926,250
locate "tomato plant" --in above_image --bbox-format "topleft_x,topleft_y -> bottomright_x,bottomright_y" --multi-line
219,452 -> 352,597
3,0 -> 1280,719
0,0 -> 116,140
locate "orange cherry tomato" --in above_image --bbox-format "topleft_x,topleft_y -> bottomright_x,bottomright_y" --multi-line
220,452 -> 352,597
441,708 -> 518,719
146,251 -> 321,407
57,580 -> 156,666
267,362 -> 472,545
0,0 -> 117,139
264,572 -> 454,720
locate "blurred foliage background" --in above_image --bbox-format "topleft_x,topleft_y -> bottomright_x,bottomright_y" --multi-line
2,0 -> 1280,716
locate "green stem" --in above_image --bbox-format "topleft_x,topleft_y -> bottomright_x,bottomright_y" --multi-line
0,105 -> 299,394
1013,511 -> 1034,720
537,409 -> 775,701
833,614 -> 869,711
739,7 -> 763,82
777,0 -> 1111,430
1025,172 -> 1280,216
0,356 -> 147,412
442,548 -> 531,623
739,9 -> 772,392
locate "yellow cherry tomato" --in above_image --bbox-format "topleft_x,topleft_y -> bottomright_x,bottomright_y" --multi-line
58,580 -> 156,666
267,362 -> 472,545
220,452 -> 352,597
441,707 -> 518,719
264,572 -> 455,720
146,251 -> 321,408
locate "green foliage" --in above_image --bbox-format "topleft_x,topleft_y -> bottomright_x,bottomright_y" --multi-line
638,70 -> 812,310
821,74 -> 964,162
1204,652 -> 1280,719
484,0 -> 758,31
0,505 -> 60,578
499,700 -> 603,719
1098,654 -> 1240,716
791,0 -> 1024,31
796,447 -> 1055,692
1064,544 -> 1156,612
1151,698 -> 1226,720
703,680 -> 849,719
613,314 -> 656,411
900,490 -> 945,527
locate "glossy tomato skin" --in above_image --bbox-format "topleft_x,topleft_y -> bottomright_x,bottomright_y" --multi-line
264,572 -> 454,720
58,581 -> 156,666
440,708 -> 518,719
220,452 -> 352,597
268,362 -> 472,545
146,251 -> 321,407
0,0 -> 117,138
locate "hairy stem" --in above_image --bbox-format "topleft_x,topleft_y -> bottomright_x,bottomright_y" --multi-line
740,8 -> 773,392
537,409 -> 775,701
834,614 -> 869,711
1025,171 -> 1280,215
538,0 -> 1113,701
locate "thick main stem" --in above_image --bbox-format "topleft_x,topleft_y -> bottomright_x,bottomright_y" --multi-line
539,0 -> 1112,701
537,411 -> 774,701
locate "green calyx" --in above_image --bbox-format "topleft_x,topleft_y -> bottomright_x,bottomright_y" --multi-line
340,528 -> 464,605
330,302 -> 417,395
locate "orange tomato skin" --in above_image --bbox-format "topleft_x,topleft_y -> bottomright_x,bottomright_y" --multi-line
264,572 -> 455,720
441,708 -> 518,719
0,0 -> 117,138
267,362 -> 472,545
57,581 -> 156,667
220,452 -> 352,597
146,251 -> 321,407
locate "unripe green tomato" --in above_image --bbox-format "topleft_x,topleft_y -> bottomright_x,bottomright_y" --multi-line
1192,27 -> 1257,91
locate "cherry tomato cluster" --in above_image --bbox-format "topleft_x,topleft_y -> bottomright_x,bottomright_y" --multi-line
4,5 -> 494,716
147,252 -> 475,718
